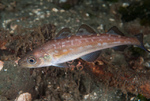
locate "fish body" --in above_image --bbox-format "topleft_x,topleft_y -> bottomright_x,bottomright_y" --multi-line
18,34 -> 141,68
18,24 -> 149,68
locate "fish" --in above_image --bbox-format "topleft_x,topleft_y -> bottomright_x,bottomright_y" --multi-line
18,24 -> 150,68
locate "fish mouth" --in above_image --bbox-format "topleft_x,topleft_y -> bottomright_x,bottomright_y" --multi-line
18,58 -> 27,68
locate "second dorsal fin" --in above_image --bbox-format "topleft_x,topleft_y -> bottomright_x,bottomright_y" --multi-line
76,24 -> 97,35
55,28 -> 72,39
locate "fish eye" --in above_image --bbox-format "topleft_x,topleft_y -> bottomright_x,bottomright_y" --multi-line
27,57 -> 36,64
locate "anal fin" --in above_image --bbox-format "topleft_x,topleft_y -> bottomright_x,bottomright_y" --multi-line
80,51 -> 101,62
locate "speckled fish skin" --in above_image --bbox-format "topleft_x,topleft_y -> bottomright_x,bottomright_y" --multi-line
18,34 -> 141,68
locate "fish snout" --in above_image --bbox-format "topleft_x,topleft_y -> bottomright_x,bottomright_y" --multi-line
18,58 -> 26,68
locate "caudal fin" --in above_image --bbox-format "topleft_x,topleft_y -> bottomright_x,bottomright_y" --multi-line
134,33 -> 150,53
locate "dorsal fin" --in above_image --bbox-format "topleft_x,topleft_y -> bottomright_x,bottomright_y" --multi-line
107,26 -> 124,36
55,28 -> 72,39
76,24 -> 97,35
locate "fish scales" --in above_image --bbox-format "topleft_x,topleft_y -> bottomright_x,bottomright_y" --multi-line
51,34 -> 139,63
41,34 -> 139,54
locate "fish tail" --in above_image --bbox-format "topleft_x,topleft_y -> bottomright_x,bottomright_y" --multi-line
134,33 -> 150,53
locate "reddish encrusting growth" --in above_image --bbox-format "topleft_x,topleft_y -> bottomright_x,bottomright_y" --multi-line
81,61 -> 150,99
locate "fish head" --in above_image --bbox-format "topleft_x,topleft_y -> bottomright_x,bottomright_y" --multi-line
18,55 -> 40,68
18,49 -> 53,68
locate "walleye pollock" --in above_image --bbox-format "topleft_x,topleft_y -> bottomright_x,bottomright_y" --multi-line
18,25 -> 149,68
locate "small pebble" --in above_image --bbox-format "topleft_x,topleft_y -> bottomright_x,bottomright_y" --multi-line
109,18 -> 115,22
130,97 -> 135,101
102,4 -> 106,7
143,60 -> 150,68
122,3 -> 129,7
60,9 -> 65,13
15,92 -> 32,101
52,8 -> 58,12
85,13 -> 89,17
84,94 -> 90,100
